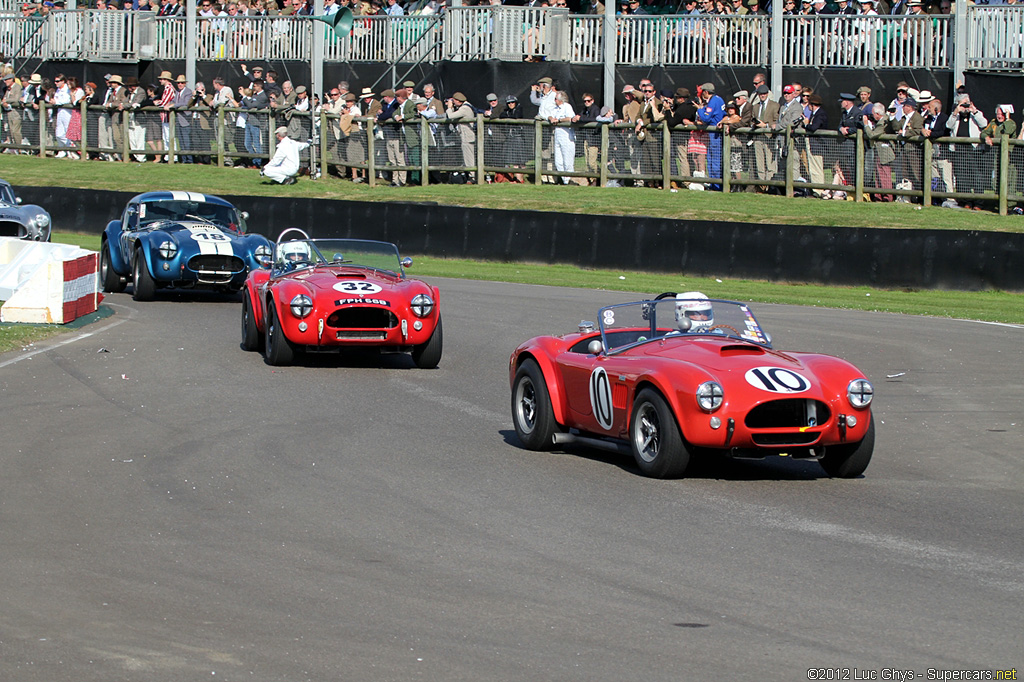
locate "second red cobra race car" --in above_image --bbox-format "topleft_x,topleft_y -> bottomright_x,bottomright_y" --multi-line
509,293 -> 875,479
241,229 -> 442,367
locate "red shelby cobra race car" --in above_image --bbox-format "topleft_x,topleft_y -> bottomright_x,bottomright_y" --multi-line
241,230 -> 442,367
509,293 -> 875,478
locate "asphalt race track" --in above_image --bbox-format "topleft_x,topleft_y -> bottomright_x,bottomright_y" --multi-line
1,279 -> 1021,681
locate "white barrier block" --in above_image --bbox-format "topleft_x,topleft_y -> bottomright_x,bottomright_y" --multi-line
0,237 -> 103,324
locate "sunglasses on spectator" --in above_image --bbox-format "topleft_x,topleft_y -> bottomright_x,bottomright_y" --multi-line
583,98 -> 593,102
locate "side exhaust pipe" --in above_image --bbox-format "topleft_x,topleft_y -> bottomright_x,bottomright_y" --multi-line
552,432 -> 631,456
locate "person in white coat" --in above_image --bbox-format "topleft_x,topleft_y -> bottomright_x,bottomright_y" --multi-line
548,91 -> 576,184
262,126 -> 309,184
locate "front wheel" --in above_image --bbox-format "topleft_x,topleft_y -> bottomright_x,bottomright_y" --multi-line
100,241 -> 126,293
263,300 -> 296,366
241,291 -> 262,352
131,249 -> 155,301
511,359 -> 558,450
630,388 -> 690,478
411,316 -> 443,369
819,417 -> 875,478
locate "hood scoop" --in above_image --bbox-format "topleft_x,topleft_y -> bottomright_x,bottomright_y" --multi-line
334,271 -> 366,279
719,344 -> 766,356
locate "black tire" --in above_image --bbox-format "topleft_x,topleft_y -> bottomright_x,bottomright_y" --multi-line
629,388 -> 690,478
240,292 -> 262,352
131,248 -> 155,301
411,316 -> 443,369
819,416 -> 875,478
263,299 -> 296,366
511,359 -> 558,451
100,241 -> 126,293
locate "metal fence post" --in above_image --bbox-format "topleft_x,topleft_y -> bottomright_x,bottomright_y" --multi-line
476,112 -> 484,184
420,117 -> 429,187
534,119 -> 543,186
367,118 -> 377,188
722,126 -> 731,193
999,133 -> 1009,216
923,136 -> 933,207
854,128 -> 864,202
661,120 -> 670,190
599,122 -> 609,188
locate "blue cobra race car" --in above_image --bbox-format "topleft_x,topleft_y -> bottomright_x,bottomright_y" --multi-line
100,191 -> 273,301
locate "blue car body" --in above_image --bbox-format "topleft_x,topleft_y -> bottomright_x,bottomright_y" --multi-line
101,191 -> 272,299
0,179 -> 51,241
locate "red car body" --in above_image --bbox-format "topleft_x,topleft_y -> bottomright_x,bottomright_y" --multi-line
509,295 -> 874,478
241,237 -> 442,367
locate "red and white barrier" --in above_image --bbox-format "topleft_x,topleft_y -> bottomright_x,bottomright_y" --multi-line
0,238 -> 104,324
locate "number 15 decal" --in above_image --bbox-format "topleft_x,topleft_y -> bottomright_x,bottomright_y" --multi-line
589,367 -> 614,430
744,367 -> 810,393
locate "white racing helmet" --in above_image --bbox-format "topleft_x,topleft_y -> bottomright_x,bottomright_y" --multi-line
280,240 -> 311,263
675,291 -> 714,331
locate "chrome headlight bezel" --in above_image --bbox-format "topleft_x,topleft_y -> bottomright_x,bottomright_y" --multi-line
847,379 -> 874,409
696,381 -> 724,412
410,293 -> 434,318
158,240 -> 178,259
289,294 -> 313,318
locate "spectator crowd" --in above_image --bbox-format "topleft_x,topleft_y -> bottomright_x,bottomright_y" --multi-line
2,63 -> 1023,206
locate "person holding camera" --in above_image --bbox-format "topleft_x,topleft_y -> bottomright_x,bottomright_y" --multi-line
945,92 -> 988,208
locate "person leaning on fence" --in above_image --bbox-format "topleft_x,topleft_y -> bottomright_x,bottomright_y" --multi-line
893,96 -> 923,195
802,93 -> 828,196
121,76 -> 148,162
399,86 -> 423,185
980,104 -> 1017,205
575,92 -> 602,185
340,93 -> 366,183
748,83 -> 780,192
2,73 -> 22,151
836,92 -> 861,186
548,91 -> 577,185
666,87 -> 697,185
635,84 -> 665,186
696,82 -> 726,191
262,126 -> 309,184
920,94 -> 952,200
496,95 -> 527,183
242,78 -> 269,167
863,101 -> 895,201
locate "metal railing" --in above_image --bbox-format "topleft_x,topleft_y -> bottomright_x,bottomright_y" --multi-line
0,8 -> 1008,68
3,101 -> 1021,214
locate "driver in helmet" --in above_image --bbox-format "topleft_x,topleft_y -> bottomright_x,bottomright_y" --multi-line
675,291 -> 714,332
280,240 -> 311,268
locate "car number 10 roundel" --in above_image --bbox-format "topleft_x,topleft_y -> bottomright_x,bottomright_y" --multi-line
744,367 -> 811,393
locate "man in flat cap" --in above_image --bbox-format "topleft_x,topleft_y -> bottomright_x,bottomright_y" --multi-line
836,92 -> 861,186
803,93 -> 829,194
749,83 -> 780,190
263,126 -> 309,184
667,87 -> 697,183
446,92 -> 476,179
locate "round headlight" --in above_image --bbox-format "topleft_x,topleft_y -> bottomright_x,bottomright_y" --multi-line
35,213 -> 50,227
410,293 -> 434,318
696,381 -> 724,412
847,379 -> 873,408
290,294 -> 313,318
158,240 -> 177,259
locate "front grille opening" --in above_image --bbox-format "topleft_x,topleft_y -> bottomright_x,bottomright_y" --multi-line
188,255 -> 245,273
752,432 -> 820,446
0,221 -> 25,237
745,399 -> 831,429
327,307 -> 398,329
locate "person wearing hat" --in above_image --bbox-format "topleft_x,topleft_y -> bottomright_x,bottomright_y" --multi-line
483,93 -> 499,117
285,84 -> 311,142
359,86 -> 382,118
446,92 -> 476,177
888,81 -> 910,123
17,74 -> 42,150
892,96 -> 924,193
100,74 -> 127,161
167,74 -> 193,163
262,126 -> 309,184
241,79 -> 270,168
835,92 -> 861,186
2,72 -> 22,151
747,83 -> 780,190
496,93 -> 528,183
946,93 -> 988,206
855,86 -> 873,118
802,92 -> 828,194
153,71 -> 176,162
119,76 -> 148,162
50,73 -> 74,156
664,87 -> 697,184
696,82 -> 726,191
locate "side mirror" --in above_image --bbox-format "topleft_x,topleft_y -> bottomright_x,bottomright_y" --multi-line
677,317 -> 691,332
16,197 -> 22,205
401,256 -> 413,268
241,211 -> 250,220
587,339 -> 604,355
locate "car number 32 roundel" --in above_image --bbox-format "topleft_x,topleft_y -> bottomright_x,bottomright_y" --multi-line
744,366 -> 811,393
333,281 -> 383,294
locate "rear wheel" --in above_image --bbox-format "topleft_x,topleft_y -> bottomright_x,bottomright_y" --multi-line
240,292 -> 262,352
100,241 -> 126,293
263,300 -> 296,366
630,389 -> 690,478
411,316 -> 443,369
819,417 -> 875,478
131,249 -> 155,301
511,359 -> 558,450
